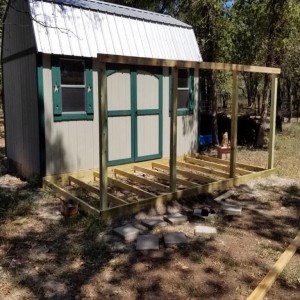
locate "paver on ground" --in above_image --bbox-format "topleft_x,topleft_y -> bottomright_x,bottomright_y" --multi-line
164,213 -> 188,225
194,225 -> 217,236
193,208 -> 217,220
136,234 -> 160,251
163,232 -> 187,247
113,224 -> 140,242
222,204 -> 242,215
141,218 -> 168,230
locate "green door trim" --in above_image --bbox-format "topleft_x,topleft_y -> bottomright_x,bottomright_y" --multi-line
107,67 -> 163,166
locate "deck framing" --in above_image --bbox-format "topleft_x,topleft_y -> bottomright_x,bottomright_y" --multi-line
44,157 -> 275,219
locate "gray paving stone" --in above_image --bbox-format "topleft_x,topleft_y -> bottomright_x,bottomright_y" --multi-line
164,213 -> 188,225
141,219 -> 168,229
195,225 -> 217,236
193,208 -> 217,220
222,204 -> 242,215
136,234 -> 160,251
113,224 -> 140,242
163,232 -> 187,247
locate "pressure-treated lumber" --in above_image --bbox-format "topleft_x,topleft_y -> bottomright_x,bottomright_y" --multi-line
247,231 -> 300,300
93,172 -> 155,199
170,67 -> 178,193
99,62 -> 108,210
134,165 -> 198,188
230,71 -> 239,178
97,54 -> 281,74
100,168 -> 275,219
43,179 -> 100,214
152,162 -> 216,183
114,168 -> 170,192
185,156 -> 251,175
178,160 -> 229,178
195,154 -> 265,172
68,176 -> 129,206
268,75 -> 278,169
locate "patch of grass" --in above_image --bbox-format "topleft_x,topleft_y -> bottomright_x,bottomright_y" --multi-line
0,189 -> 37,221
181,281 -> 204,298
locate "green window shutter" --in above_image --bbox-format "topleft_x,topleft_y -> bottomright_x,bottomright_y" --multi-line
188,69 -> 195,111
52,63 -> 62,116
85,60 -> 93,114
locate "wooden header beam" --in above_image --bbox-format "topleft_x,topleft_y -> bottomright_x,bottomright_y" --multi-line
97,54 -> 281,75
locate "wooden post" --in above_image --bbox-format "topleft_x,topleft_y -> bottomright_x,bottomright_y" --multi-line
230,71 -> 239,178
99,63 -> 108,210
268,75 -> 278,169
170,67 -> 178,192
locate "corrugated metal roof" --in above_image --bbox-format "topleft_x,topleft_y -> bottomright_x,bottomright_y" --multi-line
29,0 -> 202,61
47,0 -> 191,28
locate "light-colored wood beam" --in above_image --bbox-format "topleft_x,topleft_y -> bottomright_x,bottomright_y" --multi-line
268,75 -> 278,169
134,165 -> 198,188
68,176 -> 129,206
247,231 -> 300,300
99,62 -> 108,210
153,162 -> 216,183
43,179 -> 100,214
93,172 -> 155,199
97,54 -> 281,74
100,168 -> 275,219
195,154 -> 265,172
185,156 -> 251,175
179,159 -> 230,178
230,71 -> 239,178
114,168 -> 170,193
170,67 -> 178,193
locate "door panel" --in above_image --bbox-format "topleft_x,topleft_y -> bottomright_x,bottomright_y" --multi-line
137,115 -> 159,158
108,116 -> 132,162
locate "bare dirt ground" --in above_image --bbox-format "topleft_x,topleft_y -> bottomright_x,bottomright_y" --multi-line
0,120 -> 300,300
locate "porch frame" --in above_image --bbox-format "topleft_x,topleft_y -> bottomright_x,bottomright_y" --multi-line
97,54 -> 281,210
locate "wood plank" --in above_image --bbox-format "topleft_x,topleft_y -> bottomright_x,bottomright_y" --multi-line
268,75 -> 278,169
185,156 -> 252,175
230,71 -> 239,178
179,160 -> 229,179
152,162 -> 216,183
170,67 -> 178,193
97,54 -> 281,74
93,172 -> 155,199
195,154 -> 266,172
114,168 -> 170,193
247,231 -> 300,300
69,176 -> 129,206
134,165 -> 198,188
100,168 -> 275,219
43,179 -> 100,214
99,62 -> 108,210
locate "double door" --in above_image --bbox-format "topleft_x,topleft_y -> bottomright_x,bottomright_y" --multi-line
107,66 -> 162,165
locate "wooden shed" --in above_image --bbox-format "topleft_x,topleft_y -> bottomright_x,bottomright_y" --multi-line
2,0 -> 202,178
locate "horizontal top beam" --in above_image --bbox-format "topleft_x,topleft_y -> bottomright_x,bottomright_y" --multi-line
97,54 -> 281,75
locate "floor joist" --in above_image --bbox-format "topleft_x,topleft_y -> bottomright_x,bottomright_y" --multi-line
185,156 -> 252,175
114,168 -> 170,193
133,165 -> 198,188
194,154 -> 265,172
44,179 -> 100,214
152,162 -> 216,184
178,160 -> 230,179
93,172 -> 155,199
69,176 -> 129,206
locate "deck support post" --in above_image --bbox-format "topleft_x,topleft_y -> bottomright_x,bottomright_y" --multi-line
230,71 -> 239,178
99,63 -> 108,210
170,67 -> 178,192
268,75 -> 278,169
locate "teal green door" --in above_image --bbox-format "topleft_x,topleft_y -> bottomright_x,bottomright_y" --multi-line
107,66 -> 162,166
